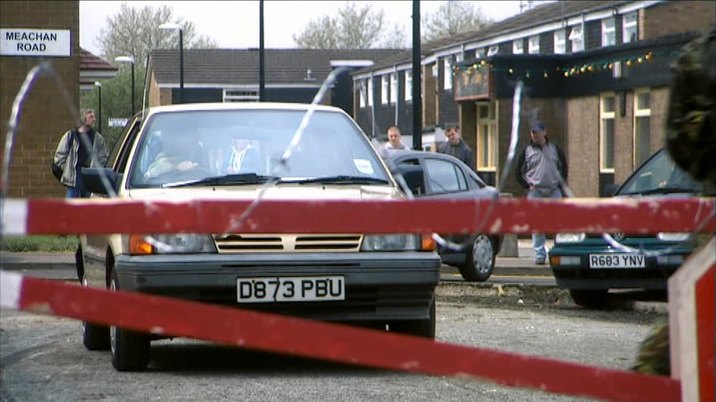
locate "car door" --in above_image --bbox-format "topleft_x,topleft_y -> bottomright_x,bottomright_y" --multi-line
81,117 -> 143,287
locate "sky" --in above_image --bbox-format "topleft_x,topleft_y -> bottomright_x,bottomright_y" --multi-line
79,1 -> 524,56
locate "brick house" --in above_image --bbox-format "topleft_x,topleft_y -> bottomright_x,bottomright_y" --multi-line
353,0 -> 715,196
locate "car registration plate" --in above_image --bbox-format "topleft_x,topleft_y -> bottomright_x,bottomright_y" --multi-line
589,254 -> 645,268
237,276 -> 345,303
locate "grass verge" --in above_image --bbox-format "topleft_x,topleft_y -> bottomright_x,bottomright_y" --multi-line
1,235 -> 78,252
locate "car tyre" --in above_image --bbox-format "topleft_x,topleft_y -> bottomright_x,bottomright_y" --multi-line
458,235 -> 495,282
81,277 -> 110,351
110,272 -> 150,371
569,289 -> 609,309
390,298 -> 436,339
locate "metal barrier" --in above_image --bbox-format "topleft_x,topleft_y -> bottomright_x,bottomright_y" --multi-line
1,196 -> 714,401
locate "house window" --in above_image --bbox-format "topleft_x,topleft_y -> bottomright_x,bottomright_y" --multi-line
443,57 -> 453,91
623,12 -> 637,43
476,101 -> 497,171
487,45 -> 498,56
475,48 -> 485,58
512,39 -> 524,54
602,18 -> 616,46
569,24 -> 584,52
223,89 -> 259,102
633,89 -> 651,168
390,73 -> 397,104
600,93 -> 616,172
528,35 -> 540,54
367,78 -> 373,107
381,75 -> 389,105
405,70 -> 412,102
554,29 -> 566,54
358,82 -> 366,108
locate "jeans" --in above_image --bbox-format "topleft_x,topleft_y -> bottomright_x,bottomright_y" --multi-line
527,187 -> 563,261
65,171 -> 90,198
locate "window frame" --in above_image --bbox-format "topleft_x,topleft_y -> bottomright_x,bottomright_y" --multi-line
633,89 -> 652,169
390,73 -> 397,104
569,24 -> 584,52
381,75 -> 389,105
404,70 -> 412,102
554,29 -> 566,54
623,11 -> 637,44
487,45 -> 499,56
476,101 -> 498,171
367,78 -> 374,107
443,57 -> 453,91
602,17 -> 616,47
512,39 -> 524,54
600,93 -> 616,173
528,35 -> 540,54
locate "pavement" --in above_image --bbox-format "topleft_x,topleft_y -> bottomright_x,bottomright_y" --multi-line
0,239 -> 552,281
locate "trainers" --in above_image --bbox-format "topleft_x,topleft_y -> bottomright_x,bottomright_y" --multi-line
535,257 -> 546,265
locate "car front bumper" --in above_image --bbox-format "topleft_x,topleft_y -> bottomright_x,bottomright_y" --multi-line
114,252 -> 440,322
549,244 -> 690,290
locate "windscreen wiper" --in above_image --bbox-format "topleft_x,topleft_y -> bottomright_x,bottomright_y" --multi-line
290,175 -> 390,185
622,187 -> 698,196
162,173 -> 278,188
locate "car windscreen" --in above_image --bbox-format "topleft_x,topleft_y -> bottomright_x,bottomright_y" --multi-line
127,109 -> 390,188
618,149 -> 704,195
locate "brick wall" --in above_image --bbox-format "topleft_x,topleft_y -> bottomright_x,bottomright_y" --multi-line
0,1 -> 79,198
566,96 -> 600,197
643,1 -> 716,40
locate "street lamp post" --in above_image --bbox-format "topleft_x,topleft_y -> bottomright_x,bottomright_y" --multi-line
159,23 -> 184,104
114,56 -> 135,115
94,81 -> 102,132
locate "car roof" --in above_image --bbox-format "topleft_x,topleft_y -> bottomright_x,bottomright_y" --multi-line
144,102 -> 346,115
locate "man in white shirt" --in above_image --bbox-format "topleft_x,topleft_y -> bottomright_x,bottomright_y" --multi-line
379,126 -> 409,158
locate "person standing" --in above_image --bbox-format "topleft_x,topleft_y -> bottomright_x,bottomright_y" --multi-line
437,124 -> 475,170
515,120 -> 568,264
379,126 -> 409,158
53,109 -> 108,198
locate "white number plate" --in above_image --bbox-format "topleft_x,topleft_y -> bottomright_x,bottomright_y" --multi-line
237,276 -> 345,303
589,254 -> 645,269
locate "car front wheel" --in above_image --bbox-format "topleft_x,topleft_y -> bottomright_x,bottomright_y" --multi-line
459,235 -> 495,282
110,271 -> 150,371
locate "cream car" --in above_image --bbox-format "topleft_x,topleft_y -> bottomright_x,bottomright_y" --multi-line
78,103 -> 440,371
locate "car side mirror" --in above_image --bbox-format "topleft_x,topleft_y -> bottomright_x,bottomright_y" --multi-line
81,167 -> 119,195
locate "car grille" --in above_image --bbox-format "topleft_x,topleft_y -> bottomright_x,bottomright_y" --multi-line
213,234 -> 362,253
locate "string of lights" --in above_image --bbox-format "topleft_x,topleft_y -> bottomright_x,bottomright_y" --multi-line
452,49 -> 681,78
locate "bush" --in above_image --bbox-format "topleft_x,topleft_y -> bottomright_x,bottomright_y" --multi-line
0,235 -> 79,252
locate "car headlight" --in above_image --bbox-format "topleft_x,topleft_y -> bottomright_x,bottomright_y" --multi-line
361,234 -> 422,251
555,233 -> 585,243
128,234 -> 216,255
657,232 -> 691,242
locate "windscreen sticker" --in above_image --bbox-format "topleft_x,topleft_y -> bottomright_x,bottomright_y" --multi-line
353,159 -> 374,174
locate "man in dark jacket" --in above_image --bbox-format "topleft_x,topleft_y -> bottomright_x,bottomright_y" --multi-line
438,124 -> 475,170
515,121 -> 568,264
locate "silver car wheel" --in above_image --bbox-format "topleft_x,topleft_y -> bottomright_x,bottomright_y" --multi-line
471,235 -> 494,274
109,278 -> 117,355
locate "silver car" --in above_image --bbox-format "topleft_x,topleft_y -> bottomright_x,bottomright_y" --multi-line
79,103 -> 440,371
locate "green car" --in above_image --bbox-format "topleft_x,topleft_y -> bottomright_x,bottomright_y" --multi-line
549,148 -> 713,308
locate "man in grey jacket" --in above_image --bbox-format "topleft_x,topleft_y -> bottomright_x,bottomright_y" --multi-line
515,121 -> 568,264
53,109 -> 108,198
